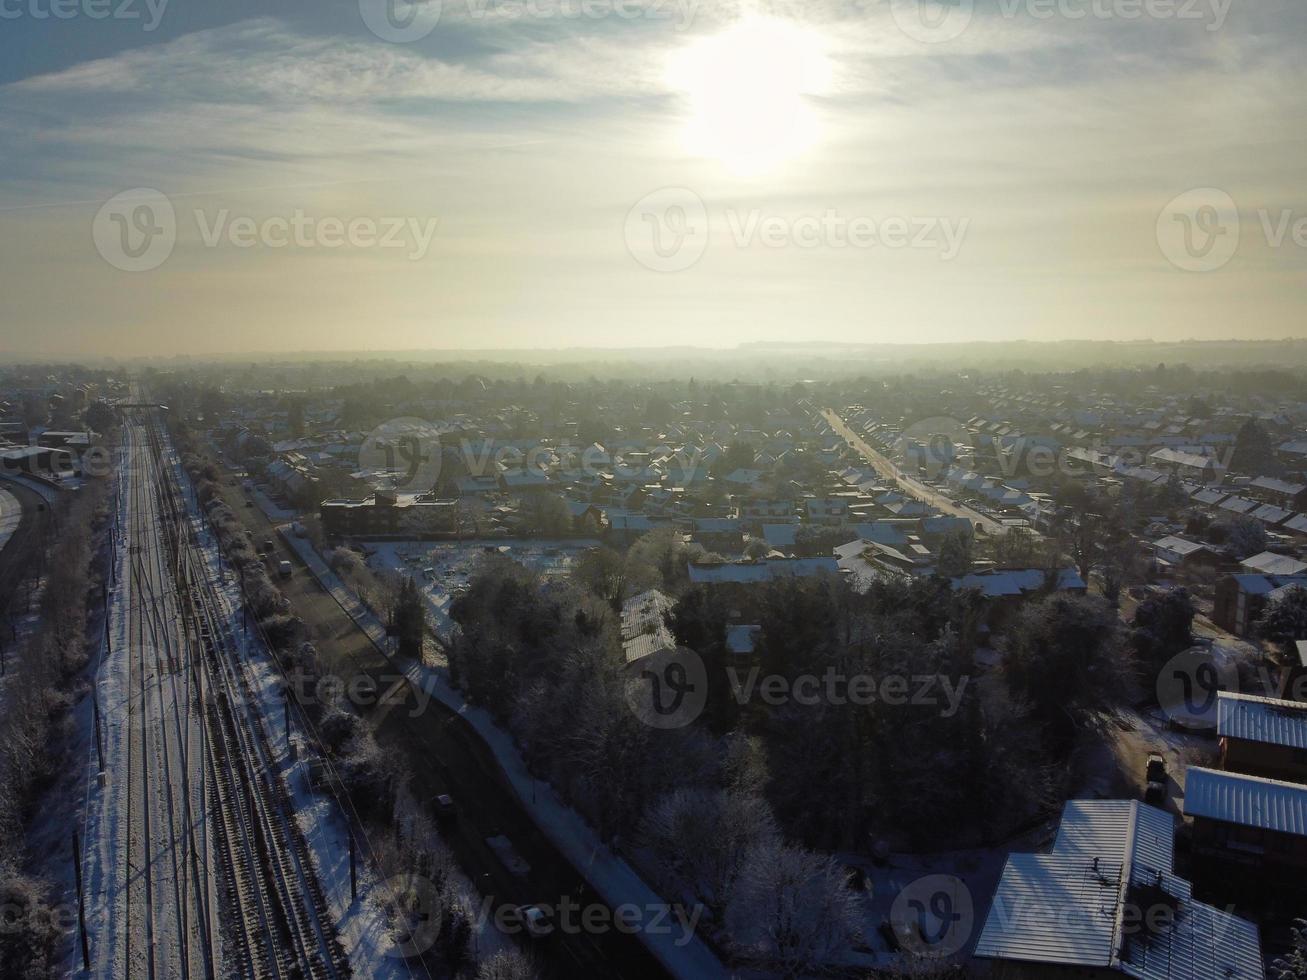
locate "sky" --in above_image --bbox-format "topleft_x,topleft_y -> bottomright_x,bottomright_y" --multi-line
0,0 -> 1304,356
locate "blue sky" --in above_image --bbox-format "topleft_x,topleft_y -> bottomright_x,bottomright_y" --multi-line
1,0 -> 1304,355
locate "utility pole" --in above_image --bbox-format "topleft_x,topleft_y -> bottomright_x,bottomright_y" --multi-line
349,833 -> 357,901
92,692 -> 104,772
72,830 -> 90,972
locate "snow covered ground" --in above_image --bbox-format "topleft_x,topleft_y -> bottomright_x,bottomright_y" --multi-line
0,484 -> 20,554
366,538 -> 599,644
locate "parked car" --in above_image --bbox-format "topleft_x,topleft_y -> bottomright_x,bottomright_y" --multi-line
1146,753 -> 1167,785
278,560 -> 293,579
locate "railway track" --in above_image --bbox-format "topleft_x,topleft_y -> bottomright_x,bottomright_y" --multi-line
116,410 -> 349,980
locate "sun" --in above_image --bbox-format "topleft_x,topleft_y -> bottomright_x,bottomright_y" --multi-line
668,17 -> 832,175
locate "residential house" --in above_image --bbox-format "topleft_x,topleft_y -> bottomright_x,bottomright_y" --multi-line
1185,767 -> 1307,877
1217,692 -> 1307,783
1213,573 -> 1307,636
1150,536 -> 1219,574
975,798 -> 1264,980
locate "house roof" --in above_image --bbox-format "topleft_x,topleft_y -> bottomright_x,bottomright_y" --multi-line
1240,551 -> 1307,577
620,589 -> 676,664
1152,536 -> 1208,557
951,567 -> 1085,598
1184,767 -> 1307,838
976,799 -> 1263,979
1217,691 -> 1307,750
686,557 -> 838,584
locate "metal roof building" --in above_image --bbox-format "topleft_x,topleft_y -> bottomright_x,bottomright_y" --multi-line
976,799 -> 1264,979
1184,767 -> 1307,838
1217,692 -> 1307,751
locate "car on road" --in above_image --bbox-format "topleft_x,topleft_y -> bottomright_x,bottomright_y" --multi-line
263,537 -> 275,552
1146,753 -> 1167,785
518,905 -> 554,939
278,559 -> 293,578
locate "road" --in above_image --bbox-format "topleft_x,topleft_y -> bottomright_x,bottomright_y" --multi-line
205,457 -> 676,979
82,412 -> 348,980
822,407 -> 1008,536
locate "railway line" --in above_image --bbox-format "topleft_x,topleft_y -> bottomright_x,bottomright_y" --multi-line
93,410 -> 349,979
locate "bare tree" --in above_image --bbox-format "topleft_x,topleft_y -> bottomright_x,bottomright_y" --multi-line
725,842 -> 864,977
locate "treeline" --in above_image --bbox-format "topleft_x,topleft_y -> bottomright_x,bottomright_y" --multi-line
0,473 -> 111,976
445,529 -> 1201,971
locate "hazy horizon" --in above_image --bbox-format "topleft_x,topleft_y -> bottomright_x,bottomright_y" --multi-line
3,0 -> 1305,355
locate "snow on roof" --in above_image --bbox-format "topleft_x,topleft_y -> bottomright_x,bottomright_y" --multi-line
1218,692 -> 1307,749
950,567 -> 1085,597
620,589 -> 676,663
1252,476 -> 1307,497
1184,767 -> 1307,837
686,557 -> 838,584
1252,503 -> 1294,525
977,799 -> 1264,979
1151,536 -> 1207,556
1240,551 -> 1307,577
1218,496 -> 1258,515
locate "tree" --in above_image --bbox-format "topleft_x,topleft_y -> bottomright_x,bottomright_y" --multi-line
521,493 -> 572,536
1218,515 -> 1268,560
640,787 -> 779,917
1002,594 -> 1133,752
84,400 -> 116,434
987,526 -> 1040,568
573,547 -> 628,611
1131,588 -> 1194,670
392,577 -> 426,660
725,842 -> 863,976
1257,586 -> 1307,658
1273,919 -> 1307,980
286,397 -> 305,438
1230,417 -> 1280,477
936,529 -> 974,578
476,949 -> 539,980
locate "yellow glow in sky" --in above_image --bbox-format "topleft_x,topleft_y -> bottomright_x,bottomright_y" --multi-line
667,17 -> 833,175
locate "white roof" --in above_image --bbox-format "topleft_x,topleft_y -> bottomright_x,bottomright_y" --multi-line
977,799 -> 1263,979
1240,551 -> 1307,577
1152,536 -> 1207,557
1217,691 -> 1307,750
1184,767 -> 1307,837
